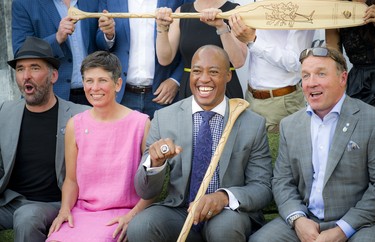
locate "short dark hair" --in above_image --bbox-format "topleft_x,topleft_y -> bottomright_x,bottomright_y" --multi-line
80,51 -> 122,83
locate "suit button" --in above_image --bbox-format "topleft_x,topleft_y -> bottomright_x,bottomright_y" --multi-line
67,79 -> 71,83
180,194 -> 183,199
68,58 -> 72,63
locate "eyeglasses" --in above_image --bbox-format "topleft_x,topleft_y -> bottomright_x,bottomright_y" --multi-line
299,47 -> 347,71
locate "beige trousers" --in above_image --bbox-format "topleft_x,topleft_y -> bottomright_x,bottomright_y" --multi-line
245,85 -> 306,132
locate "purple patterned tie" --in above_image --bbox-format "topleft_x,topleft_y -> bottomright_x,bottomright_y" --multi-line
189,111 -> 215,232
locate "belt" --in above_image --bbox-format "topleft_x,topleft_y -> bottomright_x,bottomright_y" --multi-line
70,88 -> 85,95
125,83 -> 152,94
248,85 -> 297,99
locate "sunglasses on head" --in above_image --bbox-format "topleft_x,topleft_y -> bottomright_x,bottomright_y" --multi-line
299,47 -> 347,71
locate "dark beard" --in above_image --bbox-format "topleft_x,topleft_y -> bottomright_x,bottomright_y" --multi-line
20,76 -> 53,106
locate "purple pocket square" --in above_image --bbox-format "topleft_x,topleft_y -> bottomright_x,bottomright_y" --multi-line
347,141 -> 360,152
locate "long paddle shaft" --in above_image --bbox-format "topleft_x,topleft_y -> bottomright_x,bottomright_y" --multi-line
68,0 -> 367,30
176,98 -> 249,242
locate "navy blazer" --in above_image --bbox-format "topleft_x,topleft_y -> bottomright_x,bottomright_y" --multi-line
96,0 -> 194,103
12,0 -> 103,100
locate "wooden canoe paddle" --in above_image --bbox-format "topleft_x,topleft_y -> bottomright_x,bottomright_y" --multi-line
176,98 -> 249,242
68,0 -> 367,29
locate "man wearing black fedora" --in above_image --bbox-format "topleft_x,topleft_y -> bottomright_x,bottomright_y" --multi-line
0,36 -> 88,242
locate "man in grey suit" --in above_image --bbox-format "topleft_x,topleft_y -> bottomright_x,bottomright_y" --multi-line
250,47 -> 375,242
0,37 -> 87,242
127,45 -> 273,242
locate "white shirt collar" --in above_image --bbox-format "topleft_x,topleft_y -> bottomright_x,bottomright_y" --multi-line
191,97 -> 226,116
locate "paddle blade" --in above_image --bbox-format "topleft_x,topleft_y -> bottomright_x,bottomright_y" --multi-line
221,0 -> 367,29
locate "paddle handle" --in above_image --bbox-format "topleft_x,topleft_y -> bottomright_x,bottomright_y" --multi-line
68,7 -> 207,20
176,99 -> 249,242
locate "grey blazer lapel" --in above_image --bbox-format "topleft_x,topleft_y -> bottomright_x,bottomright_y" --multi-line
55,98 -> 73,188
297,112 -> 314,197
323,98 -> 359,187
218,99 -> 237,182
178,98 -> 194,185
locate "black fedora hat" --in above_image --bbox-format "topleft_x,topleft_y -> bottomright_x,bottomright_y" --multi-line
8,36 -> 60,70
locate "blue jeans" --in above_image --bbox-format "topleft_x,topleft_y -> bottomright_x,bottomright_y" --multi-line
121,91 -> 163,119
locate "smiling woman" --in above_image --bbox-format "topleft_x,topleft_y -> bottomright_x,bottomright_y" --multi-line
46,51 -> 153,242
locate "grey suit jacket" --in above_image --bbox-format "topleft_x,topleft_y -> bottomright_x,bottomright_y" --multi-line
135,97 -> 273,225
0,97 -> 88,206
273,96 -> 375,230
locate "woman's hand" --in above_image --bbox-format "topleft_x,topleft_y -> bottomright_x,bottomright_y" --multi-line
155,7 -> 173,33
107,213 -> 134,242
364,4 -> 375,25
47,210 -> 74,237
200,8 -> 226,30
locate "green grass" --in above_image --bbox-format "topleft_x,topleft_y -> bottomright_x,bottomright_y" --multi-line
0,132 -> 280,241
263,132 -> 279,220
0,229 -> 13,241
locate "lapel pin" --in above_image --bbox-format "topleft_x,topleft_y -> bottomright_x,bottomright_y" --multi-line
343,123 -> 350,132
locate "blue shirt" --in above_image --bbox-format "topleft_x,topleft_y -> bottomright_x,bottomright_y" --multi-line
53,0 -> 87,89
306,94 -> 355,238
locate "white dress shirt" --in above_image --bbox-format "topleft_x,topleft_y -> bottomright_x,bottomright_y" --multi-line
248,29 -> 315,89
127,0 -> 157,86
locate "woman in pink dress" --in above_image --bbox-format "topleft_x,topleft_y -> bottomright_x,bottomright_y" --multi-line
47,51 -> 152,242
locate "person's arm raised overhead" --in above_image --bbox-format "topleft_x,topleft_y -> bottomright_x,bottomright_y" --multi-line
155,7 -> 181,66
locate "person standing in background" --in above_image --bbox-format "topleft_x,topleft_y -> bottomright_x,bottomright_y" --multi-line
12,0 -> 103,105
326,0 -> 375,106
96,0 -> 194,119
229,8 -> 314,132
155,0 -> 247,101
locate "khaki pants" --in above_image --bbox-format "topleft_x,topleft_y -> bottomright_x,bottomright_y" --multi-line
245,85 -> 306,132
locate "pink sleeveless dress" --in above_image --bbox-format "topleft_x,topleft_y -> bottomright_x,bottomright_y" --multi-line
47,110 -> 148,242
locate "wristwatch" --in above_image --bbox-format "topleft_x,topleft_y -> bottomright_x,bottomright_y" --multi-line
246,35 -> 257,48
287,213 -> 306,228
216,24 -> 231,35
